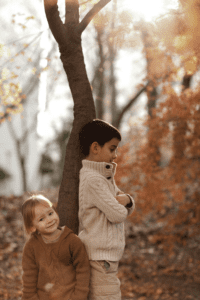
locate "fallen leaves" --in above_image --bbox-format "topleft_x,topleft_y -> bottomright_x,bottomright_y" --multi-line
0,194 -> 200,300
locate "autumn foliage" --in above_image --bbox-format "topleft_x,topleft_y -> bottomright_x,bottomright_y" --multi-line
116,87 -> 200,225
115,0 -> 200,252
0,44 -> 25,123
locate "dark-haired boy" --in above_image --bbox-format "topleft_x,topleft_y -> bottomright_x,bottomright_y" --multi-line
78,119 -> 135,300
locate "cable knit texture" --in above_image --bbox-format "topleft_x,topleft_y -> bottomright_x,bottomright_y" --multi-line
22,226 -> 90,300
78,160 -> 135,261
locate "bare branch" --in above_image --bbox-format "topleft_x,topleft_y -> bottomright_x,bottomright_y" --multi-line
21,114 -> 37,143
77,0 -> 112,34
5,109 -> 37,143
115,82 -> 148,128
7,119 -> 18,141
1,33 -> 42,68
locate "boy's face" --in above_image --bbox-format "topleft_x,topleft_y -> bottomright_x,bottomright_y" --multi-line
96,138 -> 120,163
31,203 -> 59,237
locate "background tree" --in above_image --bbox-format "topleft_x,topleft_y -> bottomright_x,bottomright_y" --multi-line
1,31 -> 40,193
0,4 -> 74,194
39,118 -> 71,188
91,0 -> 148,129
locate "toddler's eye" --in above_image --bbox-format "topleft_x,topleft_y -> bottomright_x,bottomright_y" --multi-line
49,212 -> 53,216
39,218 -> 43,222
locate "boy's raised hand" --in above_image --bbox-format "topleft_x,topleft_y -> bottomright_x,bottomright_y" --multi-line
116,194 -> 130,207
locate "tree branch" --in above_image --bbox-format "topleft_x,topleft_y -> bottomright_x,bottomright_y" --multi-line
115,82 -> 148,128
7,120 -> 18,141
44,0 -> 67,46
77,0 -> 112,34
65,0 -> 79,26
21,114 -> 38,143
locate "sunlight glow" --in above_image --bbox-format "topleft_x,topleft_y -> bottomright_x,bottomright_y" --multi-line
121,0 -> 179,22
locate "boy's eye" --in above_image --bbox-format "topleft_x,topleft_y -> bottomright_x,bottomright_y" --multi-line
39,218 -> 43,222
49,211 -> 53,216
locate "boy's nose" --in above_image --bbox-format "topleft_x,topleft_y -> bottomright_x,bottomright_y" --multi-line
113,152 -> 117,159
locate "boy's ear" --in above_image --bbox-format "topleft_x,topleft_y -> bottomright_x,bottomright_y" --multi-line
90,142 -> 99,154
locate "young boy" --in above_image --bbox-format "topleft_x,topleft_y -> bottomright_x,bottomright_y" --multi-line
78,119 -> 135,300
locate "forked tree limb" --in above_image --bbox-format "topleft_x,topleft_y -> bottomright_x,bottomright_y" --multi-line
44,0 -> 112,45
114,82 -> 149,128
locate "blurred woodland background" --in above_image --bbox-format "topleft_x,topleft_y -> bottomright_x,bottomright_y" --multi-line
0,0 -> 200,299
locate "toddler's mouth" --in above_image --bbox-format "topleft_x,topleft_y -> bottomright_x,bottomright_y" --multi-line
47,223 -> 55,228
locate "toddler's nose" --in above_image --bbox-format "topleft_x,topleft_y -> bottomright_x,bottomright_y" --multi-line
47,215 -> 53,223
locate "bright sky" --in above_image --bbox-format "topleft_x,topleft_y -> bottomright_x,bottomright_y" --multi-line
119,0 -> 179,22
1,0 -> 179,141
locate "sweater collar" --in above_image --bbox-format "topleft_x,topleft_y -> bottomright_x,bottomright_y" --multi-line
82,159 -> 117,179
32,226 -> 73,245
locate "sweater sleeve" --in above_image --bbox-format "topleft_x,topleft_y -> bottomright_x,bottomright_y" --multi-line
113,178 -> 135,216
69,234 -> 90,300
22,241 -> 39,300
126,194 -> 135,216
87,176 -> 128,223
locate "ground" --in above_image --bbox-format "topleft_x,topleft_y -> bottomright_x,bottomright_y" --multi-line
0,194 -> 200,300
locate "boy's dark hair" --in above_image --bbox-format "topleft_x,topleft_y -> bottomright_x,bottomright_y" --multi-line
79,119 -> 121,157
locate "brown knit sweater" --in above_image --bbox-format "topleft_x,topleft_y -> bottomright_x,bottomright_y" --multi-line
22,226 -> 90,300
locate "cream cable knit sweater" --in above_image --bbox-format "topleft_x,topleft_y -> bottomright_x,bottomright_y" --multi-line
78,160 -> 135,261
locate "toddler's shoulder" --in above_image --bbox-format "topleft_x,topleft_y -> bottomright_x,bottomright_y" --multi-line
65,231 -> 86,250
23,234 -> 36,247
22,235 -> 38,258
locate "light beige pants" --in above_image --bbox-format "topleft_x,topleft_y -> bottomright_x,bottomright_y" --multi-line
88,260 -> 121,300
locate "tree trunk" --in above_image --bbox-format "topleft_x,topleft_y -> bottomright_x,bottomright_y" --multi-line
92,22 -> 105,119
20,156 -> 27,192
7,119 -> 30,193
141,27 -> 161,166
91,0 -> 147,129
109,0 -> 117,125
44,0 -> 111,234
173,74 -> 192,160
141,27 -> 158,117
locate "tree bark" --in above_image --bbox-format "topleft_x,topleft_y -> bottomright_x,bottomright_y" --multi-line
7,121 -> 31,193
91,1 -> 147,129
140,26 -> 161,165
173,74 -> 192,160
113,83 -> 148,129
44,0 -> 111,234
109,0 -> 117,125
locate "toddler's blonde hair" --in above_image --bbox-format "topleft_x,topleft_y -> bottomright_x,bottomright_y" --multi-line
22,195 -> 53,234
